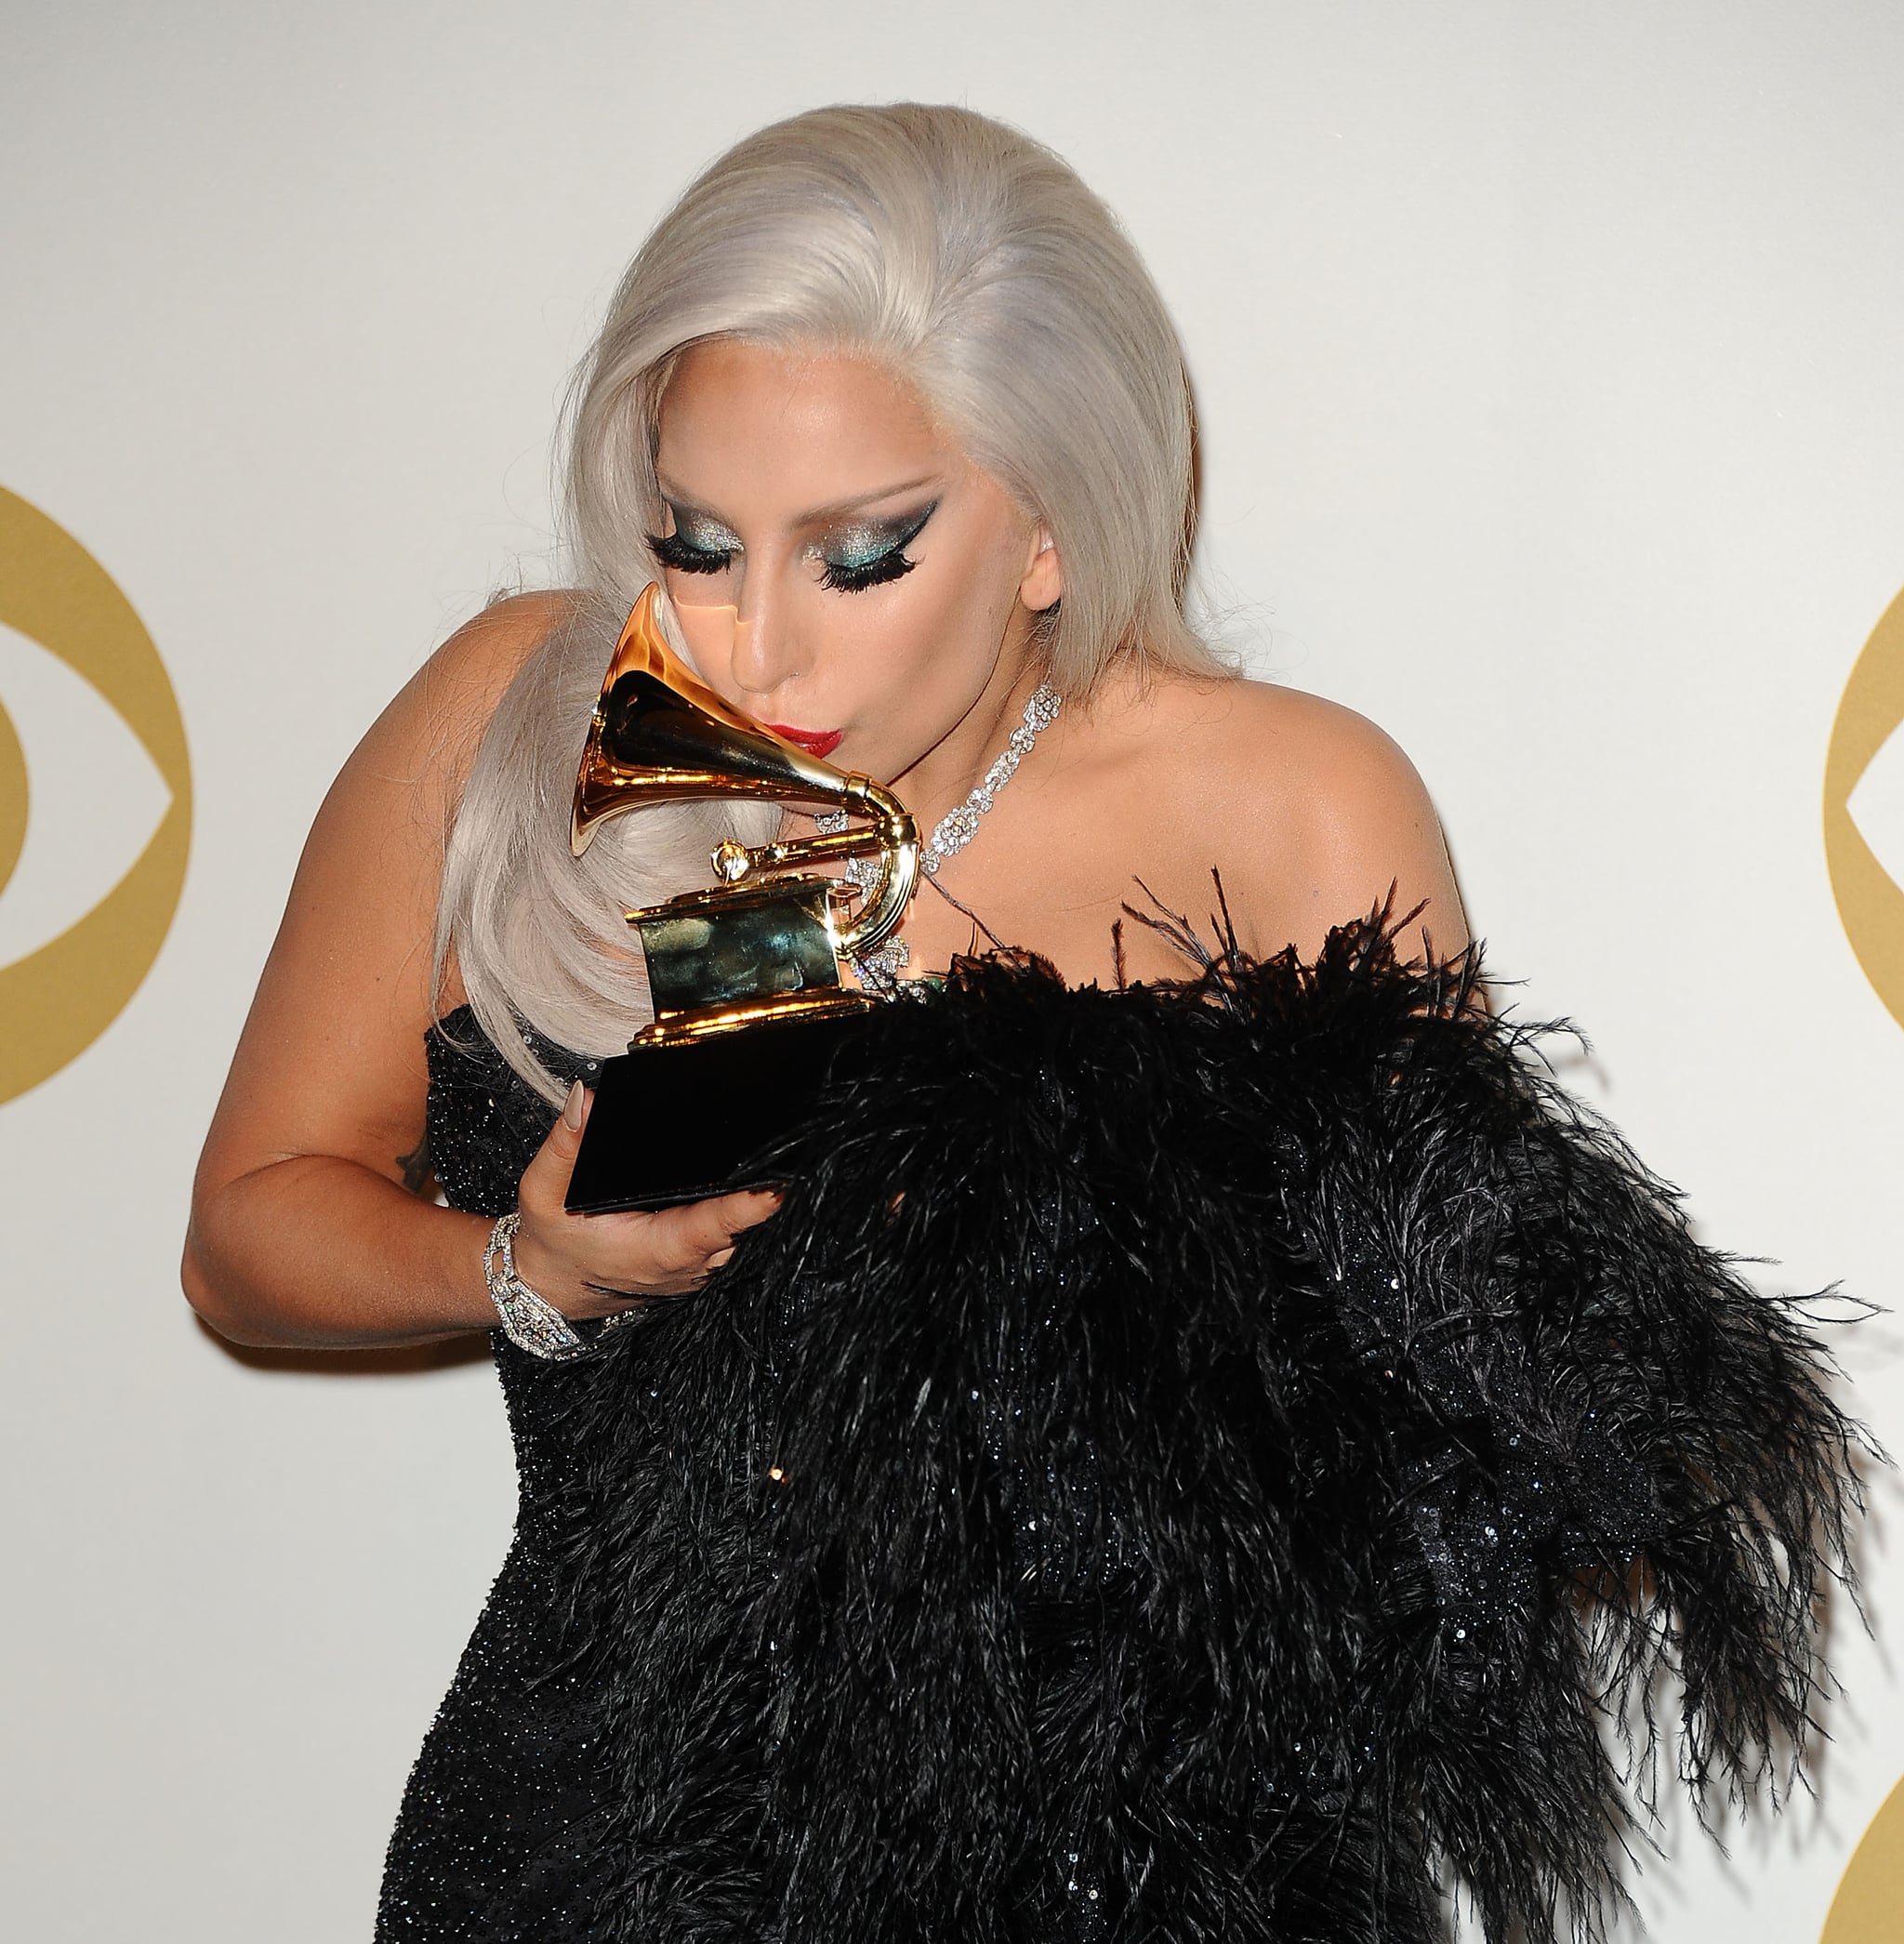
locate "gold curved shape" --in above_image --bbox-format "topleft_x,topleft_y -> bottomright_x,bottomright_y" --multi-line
835,775 -> 919,957
1822,1767 -> 1904,1944
1825,580 -> 1904,1032
0,486 -> 192,1104
573,583 -> 864,854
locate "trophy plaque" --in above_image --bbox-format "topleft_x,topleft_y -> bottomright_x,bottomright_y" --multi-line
563,585 -> 919,1214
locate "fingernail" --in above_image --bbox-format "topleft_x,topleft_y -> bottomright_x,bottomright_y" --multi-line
562,1079 -> 586,1131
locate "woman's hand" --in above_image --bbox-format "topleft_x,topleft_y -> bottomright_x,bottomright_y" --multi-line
511,1081 -> 783,1313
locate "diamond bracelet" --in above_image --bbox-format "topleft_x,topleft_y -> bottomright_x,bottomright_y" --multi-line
483,1211 -> 590,1362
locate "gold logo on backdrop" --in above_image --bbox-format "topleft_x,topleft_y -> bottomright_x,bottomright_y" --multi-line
0,488 -> 191,1102
1826,585 -> 1904,1028
1821,1768 -> 1904,1944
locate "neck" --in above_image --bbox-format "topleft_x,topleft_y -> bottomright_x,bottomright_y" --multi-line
890,636 -> 1049,832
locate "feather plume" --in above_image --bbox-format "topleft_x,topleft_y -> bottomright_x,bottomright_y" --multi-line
544,903 -> 1868,1943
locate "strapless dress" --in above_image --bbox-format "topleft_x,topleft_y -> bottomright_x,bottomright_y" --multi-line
374,923 -> 1864,1944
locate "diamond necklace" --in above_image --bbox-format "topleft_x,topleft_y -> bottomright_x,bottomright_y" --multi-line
815,681 -> 1062,982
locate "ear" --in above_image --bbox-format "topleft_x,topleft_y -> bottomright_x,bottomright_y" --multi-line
1018,522 -> 1064,613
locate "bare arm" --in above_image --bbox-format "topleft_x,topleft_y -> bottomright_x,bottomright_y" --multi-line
182,595 -> 774,1350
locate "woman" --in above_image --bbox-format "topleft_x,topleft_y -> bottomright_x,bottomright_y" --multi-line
185,106 -> 1861,1942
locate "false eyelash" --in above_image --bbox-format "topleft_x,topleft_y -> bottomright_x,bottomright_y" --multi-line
649,531 -> 731,575
820,549 -> 919,594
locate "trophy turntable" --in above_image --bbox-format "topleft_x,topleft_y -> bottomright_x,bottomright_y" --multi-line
563,585 -> 919,1213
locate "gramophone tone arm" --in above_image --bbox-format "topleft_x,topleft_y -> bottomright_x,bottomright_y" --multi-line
717,826 -> 895,881
707,778 -> 918,958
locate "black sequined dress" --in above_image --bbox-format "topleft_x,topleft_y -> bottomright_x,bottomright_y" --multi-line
375,924 -> 1863,1944
376,1018 -> 614,1941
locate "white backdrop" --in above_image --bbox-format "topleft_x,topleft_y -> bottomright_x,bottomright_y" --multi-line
4,3 -> 1902,1937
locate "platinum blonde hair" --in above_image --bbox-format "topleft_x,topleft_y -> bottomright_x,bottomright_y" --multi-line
441,103 -> 1225,1101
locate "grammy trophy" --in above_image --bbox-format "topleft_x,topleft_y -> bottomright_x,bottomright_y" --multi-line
562,585 -> 919,1212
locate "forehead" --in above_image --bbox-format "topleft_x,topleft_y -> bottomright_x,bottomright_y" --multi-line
654,340 -> 953,509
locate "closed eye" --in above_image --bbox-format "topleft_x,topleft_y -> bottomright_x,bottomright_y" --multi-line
818,549 -> 918,593
815,500 -> 937,595
649,530 -> 732,575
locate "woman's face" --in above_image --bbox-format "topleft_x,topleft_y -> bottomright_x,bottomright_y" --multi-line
650,338 -> 1059,787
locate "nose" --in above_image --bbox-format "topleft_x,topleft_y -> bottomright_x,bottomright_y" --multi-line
728,570 -> 810,705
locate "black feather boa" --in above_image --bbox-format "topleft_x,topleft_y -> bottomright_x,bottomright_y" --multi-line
548,909 -> 1866,1943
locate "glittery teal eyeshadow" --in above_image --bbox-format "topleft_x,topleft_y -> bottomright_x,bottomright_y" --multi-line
649,496 -> 940,592
671,507 -> 742,553
820,501 -> 936,572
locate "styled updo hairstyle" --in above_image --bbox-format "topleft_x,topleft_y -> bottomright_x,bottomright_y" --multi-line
441,102 -> 1223,1098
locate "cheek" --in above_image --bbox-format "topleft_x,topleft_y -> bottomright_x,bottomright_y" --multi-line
856,568 -> 1010,711
833,570 -> 1025,774
805,562 -> 984,679
673,597 -> 742,679
890,509 -> 1029,668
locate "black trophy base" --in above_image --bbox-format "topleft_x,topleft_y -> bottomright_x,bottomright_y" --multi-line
563,1009 -> 868,1214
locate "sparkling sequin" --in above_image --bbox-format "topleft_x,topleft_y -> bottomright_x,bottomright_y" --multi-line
376,1015 -> 617,1939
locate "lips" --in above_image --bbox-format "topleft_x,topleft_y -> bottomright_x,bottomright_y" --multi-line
766,724 -> 843,760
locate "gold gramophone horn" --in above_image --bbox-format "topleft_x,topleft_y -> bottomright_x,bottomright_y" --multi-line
571,583 -> 920,983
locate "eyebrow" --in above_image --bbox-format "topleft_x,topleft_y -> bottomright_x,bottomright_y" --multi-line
656,473 -> 944,532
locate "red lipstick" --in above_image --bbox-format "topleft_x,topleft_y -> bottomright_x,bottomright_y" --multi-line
767,724 -> 843,760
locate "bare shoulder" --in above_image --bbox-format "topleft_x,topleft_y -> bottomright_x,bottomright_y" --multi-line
1124,673 -> 1434,844
429,587 -> 578,695
1123,672 -> 1467,959
1211,680 -> 1437,854
289,590 -> 580,880
192,590 -> 588,1190
275,589 -> 580,1014
373,588 -> 580,786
